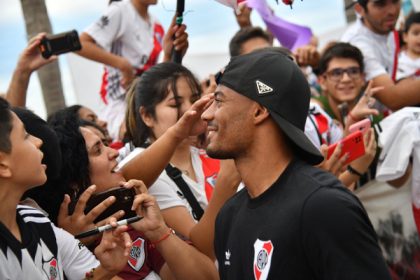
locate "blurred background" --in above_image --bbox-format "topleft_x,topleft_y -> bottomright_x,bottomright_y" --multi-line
0,0 -> 408,118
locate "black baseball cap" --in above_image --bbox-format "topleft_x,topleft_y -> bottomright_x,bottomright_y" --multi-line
218,49 -> 323,165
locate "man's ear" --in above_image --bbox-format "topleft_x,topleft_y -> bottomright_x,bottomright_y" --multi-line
253,103 -> 271,125
139,106 -> 154,128
354,3 -> 365,16
0,153 -> 12,179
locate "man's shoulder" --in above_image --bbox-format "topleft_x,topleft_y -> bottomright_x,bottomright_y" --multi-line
291,160 -> 343,190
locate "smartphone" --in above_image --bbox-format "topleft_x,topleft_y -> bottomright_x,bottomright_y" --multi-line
349,118 -> 371,135
39,30 -> 82,59
327,130 -> 365,165
69,187 -> 137,223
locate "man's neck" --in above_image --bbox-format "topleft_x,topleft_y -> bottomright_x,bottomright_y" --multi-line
234,129 -> 293,198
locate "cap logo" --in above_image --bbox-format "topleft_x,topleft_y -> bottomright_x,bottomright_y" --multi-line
256,80 -> 273,95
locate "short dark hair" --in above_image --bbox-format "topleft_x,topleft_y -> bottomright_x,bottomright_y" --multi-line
47,104 -> 82,123
0,97 -> 13,153
318,42 -> 365,75
229,26 -> 271,57
405,12 -> 420,33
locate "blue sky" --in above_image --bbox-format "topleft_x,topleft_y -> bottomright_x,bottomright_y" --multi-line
0,0 -> 346,117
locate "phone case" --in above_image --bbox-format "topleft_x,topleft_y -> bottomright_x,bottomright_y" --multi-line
349,118 -> 371,135
69,187 -> 137,223
40,30 -> 81,59
327,130 -> 365,165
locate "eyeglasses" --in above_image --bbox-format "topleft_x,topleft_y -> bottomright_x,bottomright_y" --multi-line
325,67 -> 362,82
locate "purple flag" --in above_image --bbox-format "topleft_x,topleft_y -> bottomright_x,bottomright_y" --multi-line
246,0 -> 312,51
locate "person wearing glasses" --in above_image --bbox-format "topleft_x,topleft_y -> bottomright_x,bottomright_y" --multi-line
316,42 -> 382,127
313,42 -> 380,190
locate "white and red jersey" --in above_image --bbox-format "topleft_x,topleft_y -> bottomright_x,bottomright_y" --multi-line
84,0 -> 164,139
0,205 -> 99,280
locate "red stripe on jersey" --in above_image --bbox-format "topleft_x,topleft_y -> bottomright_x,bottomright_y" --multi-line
143,23 -> 164,72
100,67 -> 109,105
199,151 -> 220,201
313,113 -> 329,135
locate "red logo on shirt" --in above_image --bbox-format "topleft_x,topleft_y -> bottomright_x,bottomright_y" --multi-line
49,258 -> 58,280
128,237 -> 146,271
253,239 -> 274,280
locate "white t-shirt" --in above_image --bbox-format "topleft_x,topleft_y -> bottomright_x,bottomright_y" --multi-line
342,19 -> 396,81
396,51 -> 420,80
84,0 -> 164,140
0,205 -> 99,280
118,146 -> 209,221
375,107 -> 420,208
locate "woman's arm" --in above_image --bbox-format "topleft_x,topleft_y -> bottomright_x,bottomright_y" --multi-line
121,95 -> 213,187
131,191 -> 219,280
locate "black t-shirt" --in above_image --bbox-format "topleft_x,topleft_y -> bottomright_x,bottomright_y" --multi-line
215,159 -> 391,280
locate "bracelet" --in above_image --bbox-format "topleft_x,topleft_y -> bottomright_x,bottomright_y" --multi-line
348,111 -> 359,122
347,165 -> 363,177
84,268 -> 95,280
150,228 -> 175,248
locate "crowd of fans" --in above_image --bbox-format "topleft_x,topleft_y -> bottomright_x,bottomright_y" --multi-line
1,0 -> 420,279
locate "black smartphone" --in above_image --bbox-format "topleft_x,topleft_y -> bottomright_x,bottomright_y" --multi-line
39,30 -> 82,59
68,187 -> 137,223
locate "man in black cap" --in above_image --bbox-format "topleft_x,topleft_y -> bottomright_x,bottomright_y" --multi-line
202,49 -> 391,279
342,0 -> 420,110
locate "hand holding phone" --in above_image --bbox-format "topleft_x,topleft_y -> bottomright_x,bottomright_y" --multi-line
39,30 -> 82,59
69,187 -> 137,224
327,131 -> 365,165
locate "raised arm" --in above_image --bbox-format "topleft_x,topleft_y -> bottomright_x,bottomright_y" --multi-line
121,95 -> 212,187
6,33 -> 56,106
77,32 -> 135,89
372,74 -> 420,111
131,190 -> 219,280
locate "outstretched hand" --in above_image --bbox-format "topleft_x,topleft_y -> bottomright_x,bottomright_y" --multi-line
169,94 -> 214,141
347,80 -> 382,123
58,185 -> 124,245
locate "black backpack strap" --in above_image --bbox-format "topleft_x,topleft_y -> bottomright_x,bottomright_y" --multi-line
165,164 -> 204,220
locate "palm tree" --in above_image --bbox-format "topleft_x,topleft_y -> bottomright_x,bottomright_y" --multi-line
344,0 -> 357,23
20,0 -> 66,116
